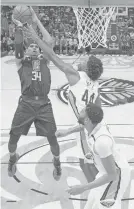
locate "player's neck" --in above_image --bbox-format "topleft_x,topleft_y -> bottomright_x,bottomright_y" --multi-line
31,55 -> 38,59
25,54 -> 39,59
85,121 -> 100,136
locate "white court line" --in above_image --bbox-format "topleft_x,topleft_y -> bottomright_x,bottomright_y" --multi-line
0,136 -> 41,159
17,146 -> 49,185
0,136 -> 43,201
32,201 -> 62,209
1,187 -> 21,201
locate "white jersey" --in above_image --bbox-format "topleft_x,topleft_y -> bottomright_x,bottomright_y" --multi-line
68,71 -> 99,160
84,122 -> 131,209
68,71 -> 99,115
87,122 -> 130,174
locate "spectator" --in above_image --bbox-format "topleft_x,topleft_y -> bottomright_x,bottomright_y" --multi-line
127,17 -> 134,27
54,35 -> 60,54
130,31 -> 134,40
68,37 -> 73,52
1,29 -> 5,40
9,21 -> 15,37
72,37 -> 78,54
1,36 -> 8,52
125,33 -> 131,52
60,35 -> 67,54
7,37 -> 14,52
2,5 -> 134,56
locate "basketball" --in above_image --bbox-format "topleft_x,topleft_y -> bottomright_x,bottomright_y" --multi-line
13,5 -> 32,24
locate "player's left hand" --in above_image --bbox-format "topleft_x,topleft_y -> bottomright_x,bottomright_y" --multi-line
67,185 -> 87,195
12,15 -> 23,27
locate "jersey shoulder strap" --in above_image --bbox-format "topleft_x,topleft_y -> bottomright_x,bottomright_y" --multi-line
70,71 -> 87,90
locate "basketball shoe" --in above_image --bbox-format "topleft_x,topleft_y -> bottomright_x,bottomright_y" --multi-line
53,157 -> 62,181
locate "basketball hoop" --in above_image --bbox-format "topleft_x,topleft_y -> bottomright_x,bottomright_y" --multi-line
73,4 -> 116,49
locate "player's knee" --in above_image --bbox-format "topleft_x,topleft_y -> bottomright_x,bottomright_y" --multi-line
8,132 -> 20,153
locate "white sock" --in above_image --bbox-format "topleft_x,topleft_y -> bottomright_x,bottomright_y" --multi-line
53,155 -> 60,160
10,152 -> 16,157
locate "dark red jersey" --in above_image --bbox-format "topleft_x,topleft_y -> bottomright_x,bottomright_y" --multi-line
18,54 -> 51,101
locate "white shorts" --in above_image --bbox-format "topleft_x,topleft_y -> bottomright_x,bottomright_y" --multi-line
84,168 -> 131,209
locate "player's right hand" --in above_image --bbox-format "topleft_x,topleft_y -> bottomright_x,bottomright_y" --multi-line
55,129 -> 69,138
12,15 -> 23,27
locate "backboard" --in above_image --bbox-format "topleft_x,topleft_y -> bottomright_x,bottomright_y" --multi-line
1,0 -> 134,6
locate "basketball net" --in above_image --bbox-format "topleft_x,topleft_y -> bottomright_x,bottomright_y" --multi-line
73,6 -> 116,49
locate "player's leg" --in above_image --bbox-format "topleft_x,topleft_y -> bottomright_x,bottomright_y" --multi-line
47,134 -> 61,181
84,183 -> 115,209
96,168 -> 131,209
108,168 -> 131,209
68,94 -> 98,183
35,102 -> 61,180
8,133 -> 20,177
8,98 -> 35,177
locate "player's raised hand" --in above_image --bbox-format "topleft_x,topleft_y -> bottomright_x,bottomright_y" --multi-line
12,15 -> 23,27
29,6 -> 38,23
55,129 -> 69,138
23,23 -> 37,39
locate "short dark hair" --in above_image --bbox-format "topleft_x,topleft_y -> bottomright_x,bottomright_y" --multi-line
86,55 -> 103,81
86,102 -> 103,124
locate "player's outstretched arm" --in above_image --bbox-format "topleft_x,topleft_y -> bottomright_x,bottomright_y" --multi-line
67,137 -> 118,196
68,153 -> 117,195
95,92 -> 102,107
24,24 -> 80,86
12,15 -> 24,70
56,124 -> 92,158
83,156 -> 117,192
85,137 -> 117,190
56,124 -> 84,138
29,6 -> 53,47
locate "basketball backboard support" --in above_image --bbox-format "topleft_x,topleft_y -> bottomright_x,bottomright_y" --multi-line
1,0 -> 134,6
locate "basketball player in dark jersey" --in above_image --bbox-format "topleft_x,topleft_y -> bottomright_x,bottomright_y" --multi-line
8,13 -> 61,181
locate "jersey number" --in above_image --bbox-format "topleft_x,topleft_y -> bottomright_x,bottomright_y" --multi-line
32,71 -> 41,81
82,90 -> 95,105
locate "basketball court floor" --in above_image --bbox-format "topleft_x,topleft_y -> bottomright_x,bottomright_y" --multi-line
1,55 -> 134,209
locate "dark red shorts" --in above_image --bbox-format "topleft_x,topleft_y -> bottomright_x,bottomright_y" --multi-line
10,98 -> 57,137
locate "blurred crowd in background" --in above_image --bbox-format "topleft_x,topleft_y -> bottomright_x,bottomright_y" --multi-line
1,6 -> 134,56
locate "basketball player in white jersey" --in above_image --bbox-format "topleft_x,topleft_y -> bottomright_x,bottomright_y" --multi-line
23,17 -> 103,181
56,103 -> 131,209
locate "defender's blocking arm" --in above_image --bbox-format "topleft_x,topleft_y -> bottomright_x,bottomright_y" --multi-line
56,124 -> 92,158
56,124 -> 84,138
29,7 -> 53,47
24,25 -> 80,86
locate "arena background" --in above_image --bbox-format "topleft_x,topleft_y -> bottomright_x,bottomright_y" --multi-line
1,1 -> 134,209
